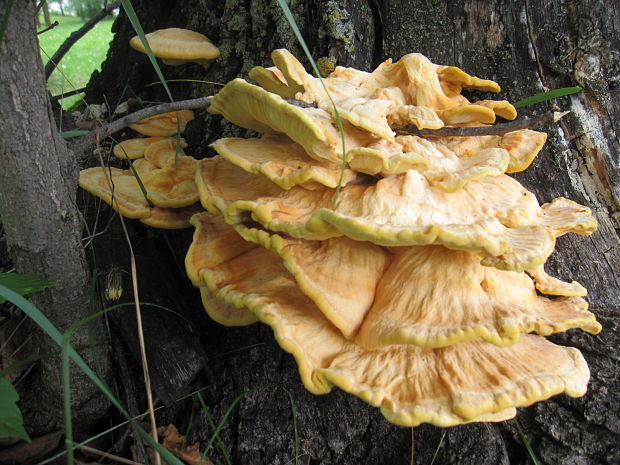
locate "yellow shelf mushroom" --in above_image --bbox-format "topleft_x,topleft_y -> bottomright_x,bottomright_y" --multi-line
129,28 -> 220,69
79,48 -> 601,428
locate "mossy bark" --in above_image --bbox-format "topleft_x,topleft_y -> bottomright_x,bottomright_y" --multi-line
85,1 -> 619,464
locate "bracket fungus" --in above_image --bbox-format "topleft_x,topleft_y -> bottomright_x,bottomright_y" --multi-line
80,124 -> 201,229
79,49 -> 601,428
129,110 -> 195,137
129,28 -> 220,69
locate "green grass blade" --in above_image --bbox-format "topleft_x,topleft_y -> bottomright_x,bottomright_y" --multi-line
0,271 -> 57,304
120,0 -> 174,102
513,86 -> 581,108
515,419 -> 542,465
274,0 -> 347,208
197,393 -> 233,465
0,285 -> 185,465
60,130 -> 90,139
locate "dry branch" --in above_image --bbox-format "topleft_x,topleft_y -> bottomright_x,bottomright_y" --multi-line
394,111 -> 569,137
73,96 -> 212,156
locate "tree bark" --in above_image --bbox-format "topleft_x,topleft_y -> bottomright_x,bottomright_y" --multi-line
84,1 -> 619,464
0,0 -> 110,433
42,1 -> 51,26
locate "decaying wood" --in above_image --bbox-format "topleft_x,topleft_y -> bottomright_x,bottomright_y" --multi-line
82,1 -> 618,464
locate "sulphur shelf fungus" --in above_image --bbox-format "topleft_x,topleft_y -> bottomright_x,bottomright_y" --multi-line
192,49 -> 601,426
129,28 -> 220,69
79,49 -> 601,427
79,135 -> 202,229
129,110 -> 195,137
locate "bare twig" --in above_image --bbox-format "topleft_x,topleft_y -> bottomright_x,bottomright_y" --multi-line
44,1 -> 119,79
37,20 -> 59,34
394,111 -> 569,137
52,86 -> 87,101
73,96 -> 213,156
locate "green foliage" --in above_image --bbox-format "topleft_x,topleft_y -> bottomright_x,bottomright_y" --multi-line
0,379 -> 31,442
38,14 -> 114,108
0,272 -> 57,304
0,284 -> 186,465
71,0 -> 106,20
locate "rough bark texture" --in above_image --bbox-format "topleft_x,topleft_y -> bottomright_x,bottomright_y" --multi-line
0,0 -> 110,433
83,1 -> 618,464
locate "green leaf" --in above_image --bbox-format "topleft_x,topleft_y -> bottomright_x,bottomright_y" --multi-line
0,272 -> 57,304
0,378 -> 31,442
513,87 -> 581,108
60,130 -> 89,139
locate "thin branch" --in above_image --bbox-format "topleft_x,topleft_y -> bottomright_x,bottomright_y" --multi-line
44,1 -> 119,79
73,96 -> 213,156
394,111 -> 570,137
37,20 -> 59,35
51,86 -> 88,101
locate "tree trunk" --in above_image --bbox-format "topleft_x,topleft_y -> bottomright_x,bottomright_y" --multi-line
42,1 -> 51,26
0,0 -> 110,434
85,1 -> 619,463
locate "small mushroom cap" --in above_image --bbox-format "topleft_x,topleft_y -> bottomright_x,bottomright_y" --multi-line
271,49 -> 306,93
196,159 -> 597,271
347,136 -> 510,190
501,129 -> 547,173
436,65 -> 501,93
213,135 -> 358,190
208,78 -> 377,164
248,65 -> 297,98
79,166 -> 151,218
200,287 -> 259,326
143,138 -> 187,167
129,110 -> 194,137
140,203 -> 203,229
113,137 -> 188,160
527,264 -> 588,296
133,151 -> 200,208
129,28 -> 220,62
189,213 -> 591,427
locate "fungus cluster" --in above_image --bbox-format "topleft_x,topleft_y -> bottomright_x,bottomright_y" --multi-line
80,111 -> 202,229
80,49 -> 601,427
